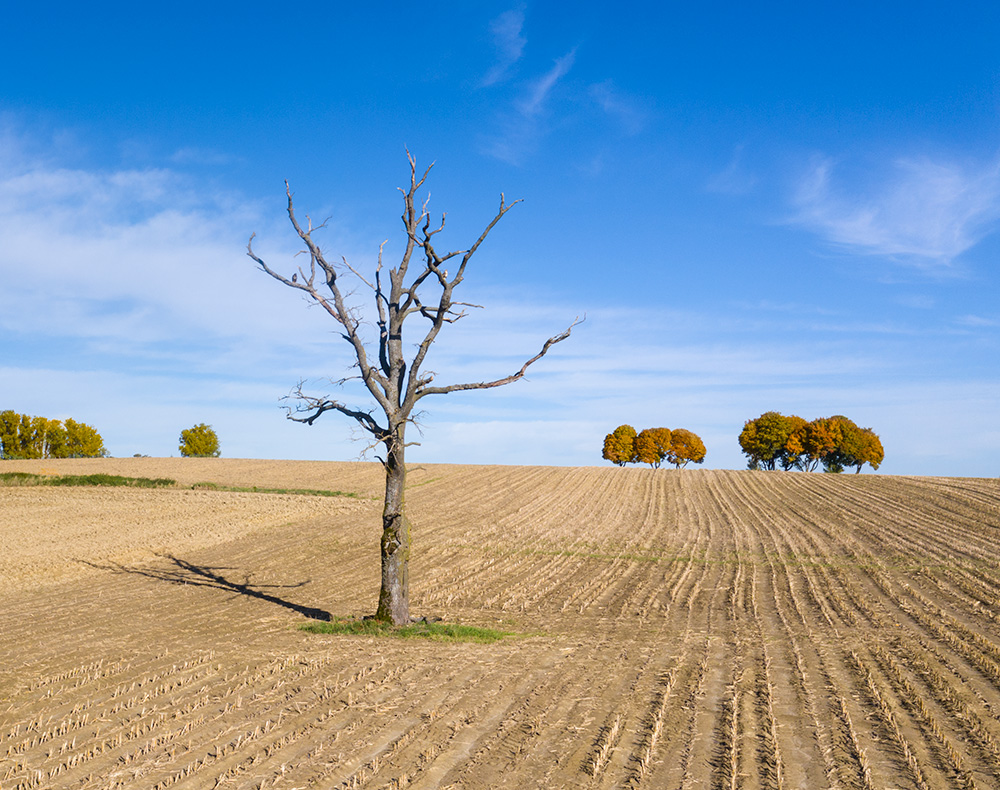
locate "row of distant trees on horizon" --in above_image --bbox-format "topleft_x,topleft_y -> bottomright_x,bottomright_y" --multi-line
602,412 -> 884,474
5,407 -> 882,473
739,412 -> 883,473
602,425 -> 708,468
0,410 -> 107,459
0,412 -> 222,460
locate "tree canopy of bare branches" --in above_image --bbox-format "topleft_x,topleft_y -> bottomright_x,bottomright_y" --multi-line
248,153 -> 578,624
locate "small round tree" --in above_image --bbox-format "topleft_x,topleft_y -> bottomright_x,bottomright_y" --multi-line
852,428 -> 884,473
822,417 -> 884,473
739,412 -> 799,470
602,425 -> 638,466
635,427 -> 672,468
179,423 -> 221,457
666,428 -> 706,468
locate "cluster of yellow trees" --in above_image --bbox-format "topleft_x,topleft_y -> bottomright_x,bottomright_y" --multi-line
602,424 -> 707,468
738,411 -> 883,473
0,410 -> 107,459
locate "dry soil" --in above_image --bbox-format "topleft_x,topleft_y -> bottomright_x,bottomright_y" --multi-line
1,459 -> 999,789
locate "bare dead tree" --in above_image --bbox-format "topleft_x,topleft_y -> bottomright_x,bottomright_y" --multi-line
248,153 -> 578,625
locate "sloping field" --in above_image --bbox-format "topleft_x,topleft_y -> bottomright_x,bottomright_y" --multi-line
1,459 -> 999,789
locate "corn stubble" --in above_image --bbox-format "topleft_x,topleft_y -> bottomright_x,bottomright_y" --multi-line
1,458 -> 999,789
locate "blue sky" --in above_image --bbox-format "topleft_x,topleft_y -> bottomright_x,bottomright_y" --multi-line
1,2 -> 998,475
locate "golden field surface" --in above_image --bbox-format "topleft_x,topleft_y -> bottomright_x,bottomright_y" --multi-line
1,458 -> 999,789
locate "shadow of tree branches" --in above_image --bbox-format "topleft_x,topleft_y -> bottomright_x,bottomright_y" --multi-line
81,553 -> 332,621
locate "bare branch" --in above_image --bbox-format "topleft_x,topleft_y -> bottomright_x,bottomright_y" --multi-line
281,382 -> 388,439
415,316 -> 583,400
452,194 -> 522,285
252,154 -> 580,624
249,206 -> 395,427
247,233 -> 315,293
340,256 -> 377,291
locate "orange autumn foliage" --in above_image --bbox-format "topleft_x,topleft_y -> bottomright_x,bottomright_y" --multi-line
635,428 -> 672,468
603,425 -> 706,469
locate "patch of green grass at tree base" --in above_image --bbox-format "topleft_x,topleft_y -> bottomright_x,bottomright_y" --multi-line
300,618 -> 514,643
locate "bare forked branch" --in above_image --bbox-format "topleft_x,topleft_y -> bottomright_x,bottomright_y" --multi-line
415,316 -> 583,400
250,153 -> 578,624
280,382 -> 388,438
340,255 -> 375,291
249,185 -> 392,418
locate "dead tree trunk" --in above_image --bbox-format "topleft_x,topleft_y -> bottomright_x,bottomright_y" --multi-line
377,424 -> 410,623
248,152 -> 578,625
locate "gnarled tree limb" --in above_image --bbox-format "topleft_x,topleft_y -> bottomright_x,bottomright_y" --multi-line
248,153 -> 577,625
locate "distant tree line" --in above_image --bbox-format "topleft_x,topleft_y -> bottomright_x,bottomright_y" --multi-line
739,412 -> 883,473
0,410 -> 107,459
603,425 -> 707,468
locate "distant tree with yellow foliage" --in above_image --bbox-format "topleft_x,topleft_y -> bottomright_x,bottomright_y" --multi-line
820,417 -> 884,473
604,424 -> 707,468
179,423 -> 221,458
740,411 -> 883,473
635,428 -> 672,468
665,429 -> 707,468
0,410 -> 107,459
602,425 -> 638,466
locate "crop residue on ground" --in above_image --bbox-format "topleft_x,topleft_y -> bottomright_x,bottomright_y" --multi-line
1,458 -> 999,789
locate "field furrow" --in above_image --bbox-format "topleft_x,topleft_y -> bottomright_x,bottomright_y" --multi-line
2,460 -> 999,789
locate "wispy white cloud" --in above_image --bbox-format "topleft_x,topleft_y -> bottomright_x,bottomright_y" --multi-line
956,314 -> 999,328
793,154 -> 1000,263
706,144 -> 757,195
517,49 -> 576,116
589,79 -> 645,135
482,5 -> 527,86
3,134 -> 997,475
483,47 -> 649,165
0,145 -> 371,382
483,49 -> 577,164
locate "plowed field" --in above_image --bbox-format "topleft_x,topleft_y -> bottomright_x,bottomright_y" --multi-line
2,459 -> 999,789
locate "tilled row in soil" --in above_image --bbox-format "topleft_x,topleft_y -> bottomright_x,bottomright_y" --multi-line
1,460 -> 999,789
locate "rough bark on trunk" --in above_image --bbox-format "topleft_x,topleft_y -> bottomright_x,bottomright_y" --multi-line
376,431 -> 409,624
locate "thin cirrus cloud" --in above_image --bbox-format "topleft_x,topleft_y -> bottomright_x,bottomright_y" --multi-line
0,151 -> 342,363
588,80 -> 646,136
956,314 -> 1000,328
484,44 -> 646,165
484,48 -> 577,164
793,154 -> 1000,263
480,12 -> 645,163
516,49 -> 577,117
706,144 -> 758,195
482,6 -> 527,86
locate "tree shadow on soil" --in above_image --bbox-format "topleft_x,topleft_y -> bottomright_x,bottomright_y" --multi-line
81,553 -> 333,621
